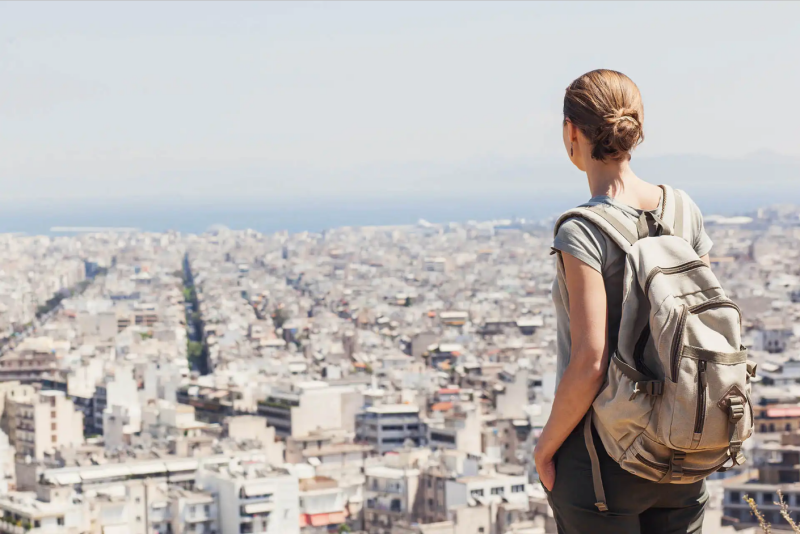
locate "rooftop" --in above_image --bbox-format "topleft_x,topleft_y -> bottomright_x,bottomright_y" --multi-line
366,404 -> 419,415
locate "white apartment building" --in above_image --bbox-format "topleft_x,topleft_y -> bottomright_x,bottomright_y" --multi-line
196,460 -> 300,534
38,457 -> 232,533
168,488 -> 219,534
427,404 -> 482,456
298,475 -> 349,533
356,404 -> 426,454
9,391 -> 83,460
256,381 -> 362,438
364,465 -> 420,534
0,487 -> 87,534
445,470 -> 530,510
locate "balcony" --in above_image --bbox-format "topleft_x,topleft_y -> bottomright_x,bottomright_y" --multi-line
240,502 -> 274,517
366,498 -> 404,513
149,509 -> 172,523
0,522 -> 28,534
367,483 -> 403,495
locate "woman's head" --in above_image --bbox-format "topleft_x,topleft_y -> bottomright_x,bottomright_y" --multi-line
562,69 -> 644,165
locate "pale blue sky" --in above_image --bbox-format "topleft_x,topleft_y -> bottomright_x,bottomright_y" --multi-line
1,2 -> 799,205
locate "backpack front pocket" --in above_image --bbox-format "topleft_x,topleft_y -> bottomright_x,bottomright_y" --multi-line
660,344 -> 750,451
593,355 -> 659,459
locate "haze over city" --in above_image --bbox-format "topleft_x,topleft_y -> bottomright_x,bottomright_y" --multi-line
2,2 -> 800,233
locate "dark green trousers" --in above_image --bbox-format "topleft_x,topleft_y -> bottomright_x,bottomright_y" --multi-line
545,425 -> 709,534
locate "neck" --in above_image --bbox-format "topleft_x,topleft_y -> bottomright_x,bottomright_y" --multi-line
584,157 -> 639,198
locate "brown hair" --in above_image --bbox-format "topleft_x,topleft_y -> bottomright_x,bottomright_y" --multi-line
563,69 -> 644,161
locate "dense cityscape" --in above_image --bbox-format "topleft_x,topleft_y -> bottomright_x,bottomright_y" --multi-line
0,204 -> 795,533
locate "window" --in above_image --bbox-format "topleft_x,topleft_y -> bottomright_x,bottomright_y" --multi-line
787,424 -> 793,431
57,517 -> 64,526
470,489 -> 484,498
769,424 -> 776,432
511,484 -> 525,493
136,516 -> 141,522
52,435 -> 57,443
427,479 -> 432,488
729,491 -> 740,503
51,423 -> 56,431
135,497 -> 141,503
205,504 -> 210,514
491,487 -> 504,496
763,492 -> 775,505
427,498 -> 433,507
761,424 -> 768,432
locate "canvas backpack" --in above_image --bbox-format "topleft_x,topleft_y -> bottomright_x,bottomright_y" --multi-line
553,185 -> 755,512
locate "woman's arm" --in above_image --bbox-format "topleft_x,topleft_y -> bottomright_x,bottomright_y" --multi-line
534,251 -> 609,490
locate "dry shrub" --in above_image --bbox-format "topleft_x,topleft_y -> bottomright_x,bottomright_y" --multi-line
744,491 -> 800,533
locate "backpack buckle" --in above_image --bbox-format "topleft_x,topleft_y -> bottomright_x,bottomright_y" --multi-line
728,398 -> 745,423
670,451 -> 687,482
629,380 -> 663,401
729,440 -> 746,465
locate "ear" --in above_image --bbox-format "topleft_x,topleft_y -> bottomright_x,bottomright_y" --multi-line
565,120 -> 579,143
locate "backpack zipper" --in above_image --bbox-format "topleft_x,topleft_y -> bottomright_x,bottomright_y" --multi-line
644,260 -> 708,298
671,298 -> 741,382
635,453 -> 668,473
634,453 -> 728,477
689,298 -> 742,320
694,360 -> 708,435
671,305 -> 689,382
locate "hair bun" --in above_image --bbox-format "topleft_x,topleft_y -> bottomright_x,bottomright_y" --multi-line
604,108 -> 641,127
563,70 -> 645,161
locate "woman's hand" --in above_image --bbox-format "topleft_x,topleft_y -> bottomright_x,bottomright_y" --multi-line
534,448 -> 556,492
532,251 -> 608,494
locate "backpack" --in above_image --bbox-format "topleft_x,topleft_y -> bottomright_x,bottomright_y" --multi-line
553,185 -> 755,512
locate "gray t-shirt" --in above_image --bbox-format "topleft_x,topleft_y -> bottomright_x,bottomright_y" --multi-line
552,191 -> 713,386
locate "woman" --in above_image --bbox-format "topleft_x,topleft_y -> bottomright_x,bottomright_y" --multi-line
534,70 -> 712,533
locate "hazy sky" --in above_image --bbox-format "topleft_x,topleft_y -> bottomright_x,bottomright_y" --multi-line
1,2 -> 799,205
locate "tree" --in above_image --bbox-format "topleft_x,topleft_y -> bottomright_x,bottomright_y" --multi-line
187,341 -> 204,361
272,307 -> 290,329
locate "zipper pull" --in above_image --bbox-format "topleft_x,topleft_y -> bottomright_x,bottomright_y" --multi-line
699,361 -> 708,390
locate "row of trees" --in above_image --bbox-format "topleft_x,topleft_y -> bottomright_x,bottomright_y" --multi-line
182,254 -> 209,374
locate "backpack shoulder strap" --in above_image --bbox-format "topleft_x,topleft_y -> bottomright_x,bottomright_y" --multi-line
658,184 -> 690,241
552,205 -> 637,317
554,205 -> 642,254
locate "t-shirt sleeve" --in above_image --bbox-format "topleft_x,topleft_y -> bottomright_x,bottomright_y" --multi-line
553,217 -> 606,274
684,194 -> 713,257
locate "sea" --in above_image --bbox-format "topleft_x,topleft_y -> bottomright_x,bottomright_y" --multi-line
0,189 -> 794,237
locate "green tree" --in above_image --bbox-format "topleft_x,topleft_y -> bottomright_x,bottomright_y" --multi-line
187,341 -> 204,361
272,307 -> 290,329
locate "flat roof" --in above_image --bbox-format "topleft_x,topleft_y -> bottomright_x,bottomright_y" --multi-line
365,466 -> 419,479
366,404 -> 419,414
303,443 -> 373,457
